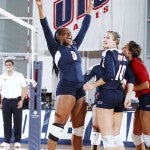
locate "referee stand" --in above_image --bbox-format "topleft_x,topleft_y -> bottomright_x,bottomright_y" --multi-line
28,61 -> 43,150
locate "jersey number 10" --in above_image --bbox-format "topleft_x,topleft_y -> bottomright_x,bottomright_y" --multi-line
115,65 -> 126,81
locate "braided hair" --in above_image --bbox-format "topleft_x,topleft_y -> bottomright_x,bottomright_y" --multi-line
52,61 -> 59,77
52,28 -> 63,77
54,28 -> 62,44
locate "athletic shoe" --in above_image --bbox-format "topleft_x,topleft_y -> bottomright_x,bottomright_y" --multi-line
0,142 -> 10,147
15,142 -> 21,148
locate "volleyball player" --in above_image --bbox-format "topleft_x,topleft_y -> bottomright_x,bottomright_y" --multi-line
123,41 -> 150,150
84,31 -> 135,150
84,64 -> 104,150
35,0 -> 93,149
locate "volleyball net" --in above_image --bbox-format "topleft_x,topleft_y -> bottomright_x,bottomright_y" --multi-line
0,8 -> 43,149
0,8 -> 38,79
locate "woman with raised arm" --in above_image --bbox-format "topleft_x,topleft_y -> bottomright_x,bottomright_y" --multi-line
35,0 -> 93,149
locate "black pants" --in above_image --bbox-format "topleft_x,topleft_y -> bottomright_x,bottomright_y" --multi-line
2,97 -> 22,143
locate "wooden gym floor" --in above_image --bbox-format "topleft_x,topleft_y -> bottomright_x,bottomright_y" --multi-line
0,144 -> 135,150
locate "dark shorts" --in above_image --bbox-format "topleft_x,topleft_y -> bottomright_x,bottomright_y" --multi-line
56,80 -> 85,100
138,93 -> 150,111
93,91 -> 100,105
96,88 -> 125,112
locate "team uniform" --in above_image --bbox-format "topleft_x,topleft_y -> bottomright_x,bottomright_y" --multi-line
84,64 -> 103,148
96,48 -> 135,112
130,57 -> 150,148
40,14 -> 91,100
130,58 -> 150,111
84,64 -> 104,104
84,64 -> 103,83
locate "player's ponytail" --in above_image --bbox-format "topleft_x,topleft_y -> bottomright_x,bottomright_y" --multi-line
52,61 -> 59,77
54,28 -> 62,44
53,29 -> 61,76
108,31 -> 120,49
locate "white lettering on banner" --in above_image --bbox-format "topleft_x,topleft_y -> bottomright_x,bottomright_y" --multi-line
46,111 -> 55,138
34,0 -> 145,52
22,110 -> 29,139
40,111 -> 47,139
119,112 -> 127,141
84,112 -> 92,140
126,112 -> 134,141
0,110 -> 134,144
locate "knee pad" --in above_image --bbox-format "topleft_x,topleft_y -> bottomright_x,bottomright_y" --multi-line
102,135 -> 115,148
143,134 -> 150,147
48,123 -> 64,142
72,126 -> 84,137
91,131 -> 101,145
114,134 -> 124,146
132,134 -> 143,146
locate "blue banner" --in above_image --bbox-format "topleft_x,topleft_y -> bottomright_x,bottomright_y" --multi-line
0,110 -> 135,147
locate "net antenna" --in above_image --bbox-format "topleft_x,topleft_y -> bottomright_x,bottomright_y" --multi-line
0,8 -> 38,80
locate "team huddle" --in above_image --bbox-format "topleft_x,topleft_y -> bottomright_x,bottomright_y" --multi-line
35,0 -> 150,150
0,0 -> 149,150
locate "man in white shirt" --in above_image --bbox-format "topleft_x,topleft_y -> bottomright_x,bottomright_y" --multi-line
0,59 -> 27,148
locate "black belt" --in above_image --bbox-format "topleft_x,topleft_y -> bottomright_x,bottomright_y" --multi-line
4,96 -> 21,100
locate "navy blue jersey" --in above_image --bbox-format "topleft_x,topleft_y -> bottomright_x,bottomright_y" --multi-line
40,15 -> 91,83
100,48 -> 135,89
84,64 -> 104,102
84,64 -> 104,83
